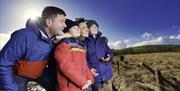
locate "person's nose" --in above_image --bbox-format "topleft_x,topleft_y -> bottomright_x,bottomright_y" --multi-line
85,28 -> 89,32
77,27 -> 80,32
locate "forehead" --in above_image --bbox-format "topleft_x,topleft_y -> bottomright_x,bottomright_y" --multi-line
54,14 -> 66,20
79,22 -> 87,27
69,26 -> 79,32
91,24 -> 97,27
72,25 -> 79,29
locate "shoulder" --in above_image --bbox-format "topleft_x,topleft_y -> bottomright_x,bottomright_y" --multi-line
60,38 -> 72,44
100,36 -> 108,44
11,28 -> 36,39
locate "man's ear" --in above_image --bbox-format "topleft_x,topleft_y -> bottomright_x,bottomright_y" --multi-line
45,19 -> 52,27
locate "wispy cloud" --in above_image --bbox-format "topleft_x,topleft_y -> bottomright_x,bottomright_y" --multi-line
171,25 -> 180,33
142,32 -> 153,40
132,36 -> 166,47
108,32 -> 180,49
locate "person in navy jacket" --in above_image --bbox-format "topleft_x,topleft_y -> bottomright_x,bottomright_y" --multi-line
0,6 -> 66,91
84,20 -> 114,91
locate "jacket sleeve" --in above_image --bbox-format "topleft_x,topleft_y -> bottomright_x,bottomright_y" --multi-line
84,59 -> 94,84
0,31 -> 27,91
54,42 -> 86,88
105,43 -> 114,60
84,41 -> 95,69
87,59 -> 94,70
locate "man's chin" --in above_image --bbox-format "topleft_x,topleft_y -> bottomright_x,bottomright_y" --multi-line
83,35 -> 89,37
56,31 -> 64,36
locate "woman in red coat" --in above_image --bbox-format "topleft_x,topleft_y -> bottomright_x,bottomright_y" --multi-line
54,19 -> 94,91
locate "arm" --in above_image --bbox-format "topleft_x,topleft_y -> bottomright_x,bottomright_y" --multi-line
105,43 -> 114,60
0,31 -> 26,91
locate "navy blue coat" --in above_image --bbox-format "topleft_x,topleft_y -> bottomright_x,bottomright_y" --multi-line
84,32 -> 113,83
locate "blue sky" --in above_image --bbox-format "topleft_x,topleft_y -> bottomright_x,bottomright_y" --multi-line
0,0 -> 180,49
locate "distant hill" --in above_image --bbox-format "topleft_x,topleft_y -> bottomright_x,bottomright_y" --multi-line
113,45 -> 180,55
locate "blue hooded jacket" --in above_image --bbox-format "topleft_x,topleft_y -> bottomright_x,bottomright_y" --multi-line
0,18 -> 53,91
84,32 -> 113,83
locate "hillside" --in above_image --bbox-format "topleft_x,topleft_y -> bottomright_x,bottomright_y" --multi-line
113,45 -> 180,55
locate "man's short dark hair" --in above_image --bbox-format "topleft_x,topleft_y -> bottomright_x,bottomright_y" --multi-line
42,6 -> 66,19
75,17 -> 87,25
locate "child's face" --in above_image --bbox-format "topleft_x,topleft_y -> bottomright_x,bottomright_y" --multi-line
89,24 -> 98,35
69,26 -> 80,38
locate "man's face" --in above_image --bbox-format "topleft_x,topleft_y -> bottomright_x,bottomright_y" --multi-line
79,22 -> 89,37
69,26 -> 80,38
89,24 -> 98,35
48,14 -> 66,36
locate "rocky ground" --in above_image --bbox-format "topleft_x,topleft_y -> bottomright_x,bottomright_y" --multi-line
112,52 -> 180,91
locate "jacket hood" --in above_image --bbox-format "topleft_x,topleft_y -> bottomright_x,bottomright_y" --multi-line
25,17 -> 50,40
26,17 -> 44,29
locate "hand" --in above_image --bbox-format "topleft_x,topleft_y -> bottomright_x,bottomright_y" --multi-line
82,80 -> 92,90
91,68 -> 99,77
87,80 -> 92,85
101,57 -> 110,62
82,83 -> 89,90
104,57 -> 111,62
101,57 -> 105,61
91,68 -> 96,75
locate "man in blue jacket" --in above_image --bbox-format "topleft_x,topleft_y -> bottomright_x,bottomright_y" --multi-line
0,6 -> 66,91
84,20 -> 114,91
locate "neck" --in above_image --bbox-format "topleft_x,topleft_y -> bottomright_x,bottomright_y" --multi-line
73,36 -> 78,38
79,36 -> 86,41
92,34 -> 96,39
44,27 -> 53,38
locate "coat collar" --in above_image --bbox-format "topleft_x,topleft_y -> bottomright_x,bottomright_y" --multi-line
25,17 -> 53,43
88,31 -> 102,40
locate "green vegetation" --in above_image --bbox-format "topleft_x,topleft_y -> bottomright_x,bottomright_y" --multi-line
113,45 -> 180,55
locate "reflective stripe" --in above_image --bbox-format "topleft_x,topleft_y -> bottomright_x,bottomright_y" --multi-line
70,48 -> 85,52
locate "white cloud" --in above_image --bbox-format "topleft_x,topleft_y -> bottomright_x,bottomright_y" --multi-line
142,32 -> 153,40
0,33 -> 11,50
132,36 -> 165,47
169,36 -> 175,39
123,39 -> 130,44
108,41 -> 127,49
169,34 -> 180,40
131,34 -> 180,47
177,34 -> 180,39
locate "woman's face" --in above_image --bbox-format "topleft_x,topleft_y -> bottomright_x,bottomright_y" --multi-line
69,26 -> 80,38
89,24 -> 98,35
